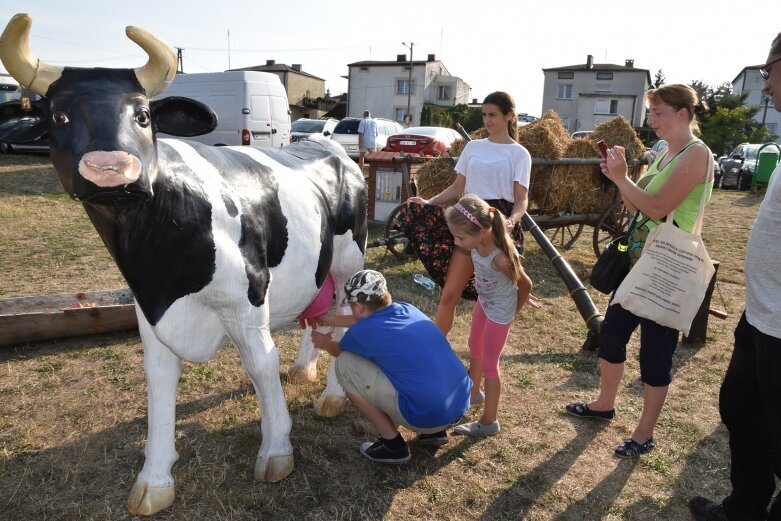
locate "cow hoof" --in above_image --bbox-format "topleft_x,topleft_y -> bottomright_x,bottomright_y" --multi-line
287,364 -> 317,384
314,394 -> 347,417
127,481 -> 175,516
254,454 -> 294,482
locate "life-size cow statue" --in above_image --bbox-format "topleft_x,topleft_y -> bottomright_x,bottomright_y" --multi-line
0,14 -> 367,516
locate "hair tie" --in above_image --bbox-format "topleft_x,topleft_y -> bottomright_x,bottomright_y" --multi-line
454,203 -> 484,230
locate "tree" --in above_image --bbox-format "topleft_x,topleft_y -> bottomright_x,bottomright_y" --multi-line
419,106 -> 432,126
653,69 -> 666,88
690,80 -> 777,155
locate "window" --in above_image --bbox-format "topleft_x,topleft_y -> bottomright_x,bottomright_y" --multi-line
596,72 -> 613,80
557,84 -> 573,99
594,99 -> 619,114
395,108 -> 407,123
595,83 -> 612,92
558,71 -> 574,79
561,115 -> 571,130
437,85 -> 450,100
767,123 -> 777,135
396,79 -> 415,95
360,66 -> 369,72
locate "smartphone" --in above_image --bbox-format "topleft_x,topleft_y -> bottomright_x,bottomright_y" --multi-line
596,140 -> 608,159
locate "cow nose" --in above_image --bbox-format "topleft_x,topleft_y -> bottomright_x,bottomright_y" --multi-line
78,151 -> 142,187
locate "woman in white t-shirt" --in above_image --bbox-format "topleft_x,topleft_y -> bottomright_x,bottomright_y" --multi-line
402,91 -> 531,335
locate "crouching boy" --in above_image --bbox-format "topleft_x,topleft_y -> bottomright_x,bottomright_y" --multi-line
311,270 -> 472,464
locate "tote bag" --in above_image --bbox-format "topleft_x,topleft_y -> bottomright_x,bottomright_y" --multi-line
611,162 -> 714,335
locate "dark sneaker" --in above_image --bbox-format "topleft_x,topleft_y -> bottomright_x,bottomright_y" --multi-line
414,430 -> 449,448
614,437 -> 655,458
565,401 -> 615,420
359,439 -> 411,464
688,496 -> 729,521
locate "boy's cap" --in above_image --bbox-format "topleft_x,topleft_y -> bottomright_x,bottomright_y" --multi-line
342,270 -> 387,304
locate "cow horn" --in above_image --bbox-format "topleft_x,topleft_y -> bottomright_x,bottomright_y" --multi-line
0,13 -> 63,96
127,26 -> 177,98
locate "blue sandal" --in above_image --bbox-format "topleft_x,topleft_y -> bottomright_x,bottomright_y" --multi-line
614,437 -> 655,458
565,402 -> 615,420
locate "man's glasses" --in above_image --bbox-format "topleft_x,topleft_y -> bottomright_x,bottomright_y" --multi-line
760,57 -> 781,80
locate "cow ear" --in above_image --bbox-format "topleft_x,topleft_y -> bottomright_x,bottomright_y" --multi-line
151,96 -> 218,137
0,100 -> 48,143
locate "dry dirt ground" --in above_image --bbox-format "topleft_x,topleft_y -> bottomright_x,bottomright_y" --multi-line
0,153 -> 762,520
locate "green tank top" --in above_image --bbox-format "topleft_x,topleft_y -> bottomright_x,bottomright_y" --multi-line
627,138 -> 713,264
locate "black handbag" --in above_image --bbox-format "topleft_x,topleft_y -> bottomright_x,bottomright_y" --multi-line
590,213 -> 648,294
590,235 -> 631,294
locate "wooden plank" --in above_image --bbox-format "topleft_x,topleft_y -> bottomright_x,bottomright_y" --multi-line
0,288 -> 138,347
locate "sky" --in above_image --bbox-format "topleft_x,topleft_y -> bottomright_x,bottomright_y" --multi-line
1,0 -> 777,118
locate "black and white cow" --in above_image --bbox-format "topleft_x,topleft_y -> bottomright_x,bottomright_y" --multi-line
0,14 -> 367,516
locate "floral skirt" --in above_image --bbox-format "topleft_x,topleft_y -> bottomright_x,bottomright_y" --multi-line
395,199 -> 524,301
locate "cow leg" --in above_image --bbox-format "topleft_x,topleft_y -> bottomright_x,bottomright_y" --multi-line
313,269 -> 354,417
288,326 -> 320,383
127,317 -> 182,516
227,308 -> 294,483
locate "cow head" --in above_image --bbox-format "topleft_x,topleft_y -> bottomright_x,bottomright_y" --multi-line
0,13 -> 216,204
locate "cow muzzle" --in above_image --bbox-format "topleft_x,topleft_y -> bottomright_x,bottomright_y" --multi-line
78,151 -> 142,188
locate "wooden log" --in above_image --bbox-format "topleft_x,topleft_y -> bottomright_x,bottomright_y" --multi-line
0,288 -> 137,347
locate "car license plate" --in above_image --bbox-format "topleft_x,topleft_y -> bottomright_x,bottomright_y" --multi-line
345,144 -> 358,150
400,140 -> 416,146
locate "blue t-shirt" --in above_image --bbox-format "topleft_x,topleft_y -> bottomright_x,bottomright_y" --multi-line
340,302 -> 471,428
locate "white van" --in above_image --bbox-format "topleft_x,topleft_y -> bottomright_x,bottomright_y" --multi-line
157,71 -> 291,148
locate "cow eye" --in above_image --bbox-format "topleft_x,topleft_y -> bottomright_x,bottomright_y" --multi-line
52,111 -> 69,126
135,109 -> 151,128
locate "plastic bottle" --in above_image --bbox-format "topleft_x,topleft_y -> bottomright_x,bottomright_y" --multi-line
412,273 -> 436,291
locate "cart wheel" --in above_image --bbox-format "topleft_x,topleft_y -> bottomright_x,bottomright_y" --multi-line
593,201 -> 631,257
542,223 -> 584,250
384,204 -> 417,260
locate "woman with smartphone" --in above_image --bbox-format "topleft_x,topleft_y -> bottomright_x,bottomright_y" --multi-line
565,84 -> 714,459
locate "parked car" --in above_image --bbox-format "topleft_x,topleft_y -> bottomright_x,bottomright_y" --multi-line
571,130 -> 593,139
288,118 -> 338,143
384,126 -> 462,157
718,143 -> 765,190
330,117 -> 404,159
648,139 -> 720,182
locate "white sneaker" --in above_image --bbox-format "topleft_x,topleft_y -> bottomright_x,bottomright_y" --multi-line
452,420 -> 500,437
470,390 -> 485,407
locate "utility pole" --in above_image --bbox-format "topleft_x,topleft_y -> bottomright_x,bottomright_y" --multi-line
761,93 -> 770,127
175,47 -> 184,73
402,42 -> 414,127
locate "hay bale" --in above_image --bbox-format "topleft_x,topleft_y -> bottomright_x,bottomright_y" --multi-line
414,139 -> 463,199
589,115 -> 646,160
542,138 -> 616,214
516,110 -> 569,211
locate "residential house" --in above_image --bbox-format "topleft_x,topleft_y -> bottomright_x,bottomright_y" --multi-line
230,60 -> 339,121
346,53 -> 471,126
541,55 -> 651,133
732,65 -> 780,144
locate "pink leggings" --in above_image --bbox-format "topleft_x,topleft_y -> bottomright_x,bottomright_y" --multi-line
468,301 -> 512,379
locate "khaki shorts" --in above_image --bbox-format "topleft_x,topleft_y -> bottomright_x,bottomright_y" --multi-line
335,351 -> 451,434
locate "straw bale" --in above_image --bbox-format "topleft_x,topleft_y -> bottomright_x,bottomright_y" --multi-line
589,115 -> 646,160
414,138 -> 464,199
516,110 -> 570,211
540,138 -> 616,214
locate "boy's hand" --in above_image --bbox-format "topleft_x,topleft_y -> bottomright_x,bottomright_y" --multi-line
311,330 -> 332,350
